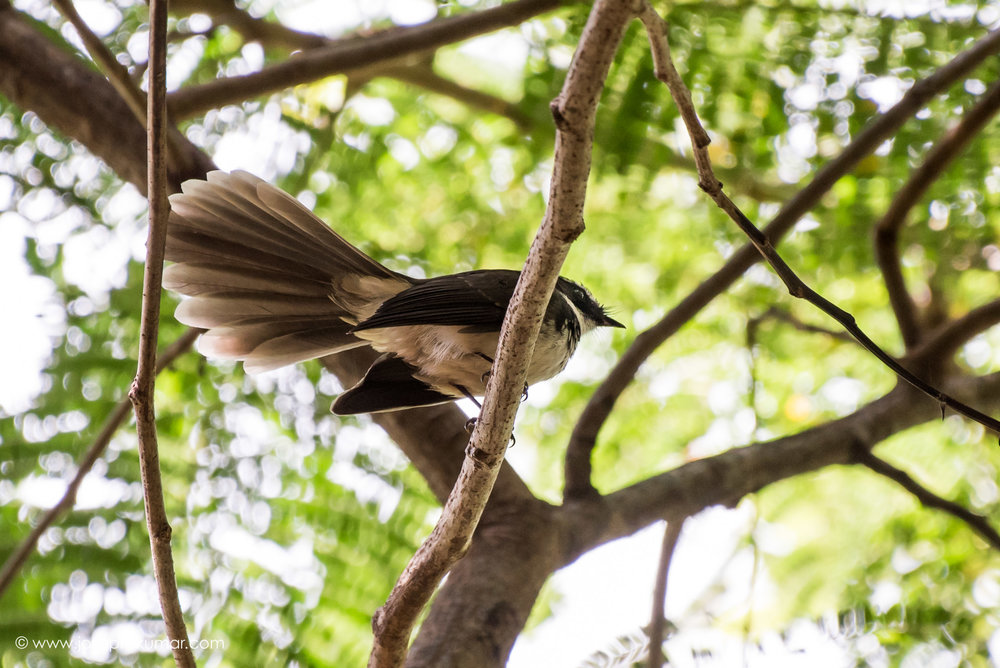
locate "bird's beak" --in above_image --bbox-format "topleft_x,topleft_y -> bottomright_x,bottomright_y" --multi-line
601,314 -> 625,329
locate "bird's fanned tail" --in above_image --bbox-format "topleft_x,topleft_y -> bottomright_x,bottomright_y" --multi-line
164,170 -> 411,373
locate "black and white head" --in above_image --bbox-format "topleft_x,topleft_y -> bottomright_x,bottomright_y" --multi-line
554,277 -> 625,335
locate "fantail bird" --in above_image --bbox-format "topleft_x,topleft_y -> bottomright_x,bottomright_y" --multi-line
162,171 -> 624,414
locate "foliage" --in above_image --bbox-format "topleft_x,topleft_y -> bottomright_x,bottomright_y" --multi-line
2,0 -> 1000,665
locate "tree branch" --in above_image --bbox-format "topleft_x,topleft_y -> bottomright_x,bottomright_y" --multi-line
563,372 -> 1000,561
51,0 -> 146,125
367,1 -> 635,665
169,0 -> 329,51
908,298 -> 1000,369
127,3 -> 194,664
563,23 -> 1000,500
854,448 -> 1000,550
874,78 -> 1000,350
641,4 -> 1000,435
167,0 -> 561,119
749,306 -> 856,344
0,2 -> 214,191
0,328 -> 199,601
647,516 -> 684,668
384,63 -> 533,130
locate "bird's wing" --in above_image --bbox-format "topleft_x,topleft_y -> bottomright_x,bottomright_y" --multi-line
352,270 -> 520,333
331,354 -> 458,414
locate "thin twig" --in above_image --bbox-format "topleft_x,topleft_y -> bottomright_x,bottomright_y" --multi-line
129,1 -> 195,665
874,78 -> 1000,349
639,3 -> 1000,435
749,306 -> 855,344
384,63 -> 533,130
168,0 -> 560,119
366,2 -> 636,665
51,0 -> 146,125
854,448 -> 1000,550
563,24 -> 1000,500
647,517 -> 684,668
0,329 -> 199,601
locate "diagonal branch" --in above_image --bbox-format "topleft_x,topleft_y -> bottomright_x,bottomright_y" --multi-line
127,2 -> 194,664
641,11 -> 1000,436
51,0 -> 146,125
167,0 -> 560,119
563,22 -> 1000,499
874,78 -> 1000,350
639,3 -> 1000,435
854,448 -> 1000,550
0,328 -> 200,601
366,1 -> 635,665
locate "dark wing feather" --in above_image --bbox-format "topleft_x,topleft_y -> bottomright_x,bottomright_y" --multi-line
332,354 -> 457,414
352,269 -> 520,333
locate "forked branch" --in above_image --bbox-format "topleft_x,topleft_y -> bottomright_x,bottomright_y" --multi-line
874,78 -> 1000,349
367,1 -> 638,665
564,23 -> 1000,499
639,3 -> 1000,429
855,448 -> 1000,550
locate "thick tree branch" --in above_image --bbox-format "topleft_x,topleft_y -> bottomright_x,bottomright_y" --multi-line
562,18 -> 1000,501
874,78 -> 1000,350
127,3 -> 194,664
563,372 -> 1000,561
167,0 -> 561,119
319,351 -> 534,507
167,3 -> 534,130
367,2 -> 635,665
0,2 -> 214,191
854,449 -> 1000,550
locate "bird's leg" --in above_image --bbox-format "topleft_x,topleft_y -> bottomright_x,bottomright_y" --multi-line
455,384 -> 481,432
476,352 -> 528,401
476,352 -> 494,384
456,381 -> 517,447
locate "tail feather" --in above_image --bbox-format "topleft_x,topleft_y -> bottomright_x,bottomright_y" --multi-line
165,224 -> 333,282
244,327 -> 367,373
201,320 -> 365,372
175,295 -> 345,328
163,264 -> 331,298
170,193 -> 338,277
164,170 -> 411,371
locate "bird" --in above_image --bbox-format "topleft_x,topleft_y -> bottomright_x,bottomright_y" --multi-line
162,170 -> 624,415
